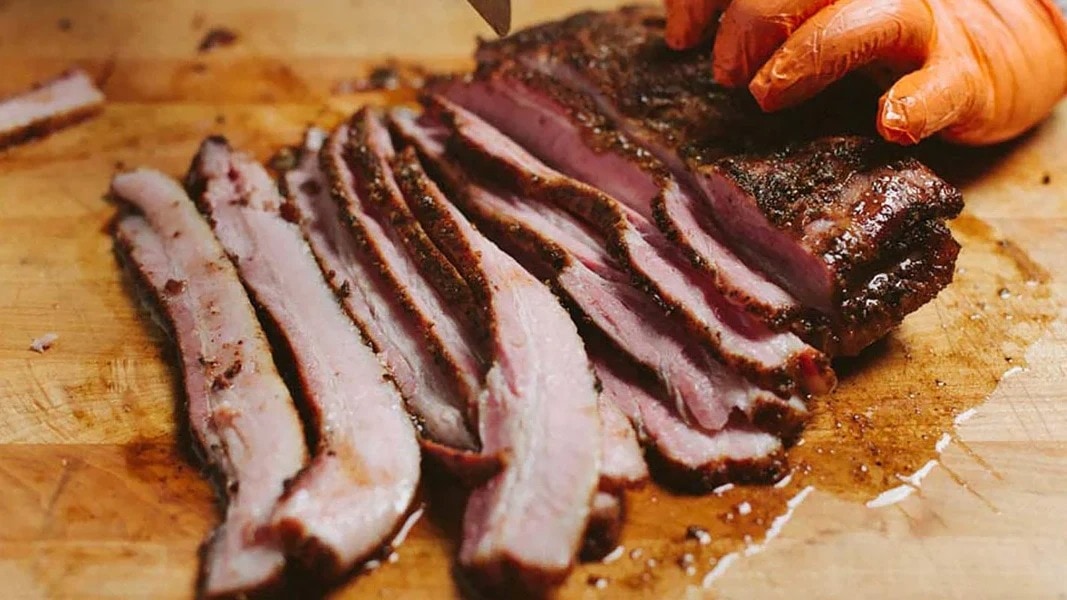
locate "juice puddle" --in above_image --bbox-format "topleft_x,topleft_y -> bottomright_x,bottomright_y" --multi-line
541,212 -> 1056,597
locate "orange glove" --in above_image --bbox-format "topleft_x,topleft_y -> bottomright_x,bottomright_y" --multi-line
665,0 -> 1067,145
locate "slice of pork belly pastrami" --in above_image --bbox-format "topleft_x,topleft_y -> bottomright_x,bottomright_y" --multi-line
389,110 -> 806,439
185,138 -> 420,578
110,170 -> 306,598
283,129 -> 478,461
0,69 -> 105,150
702,138 -> 964,354
385,145 -> 600,589
477,7 -> 962,356
423,94 -> 834,397
434,66 -> 808,334
320,121 -> 489,459
592,347 -> 787,493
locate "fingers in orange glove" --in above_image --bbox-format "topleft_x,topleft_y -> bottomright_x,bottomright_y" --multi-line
664,0 -> 726,50
712,0 -> 835,87
748,0 -> 935,112
935,0 -> 1067,144
877,60 -> 979,145
876,0 -> 1067,145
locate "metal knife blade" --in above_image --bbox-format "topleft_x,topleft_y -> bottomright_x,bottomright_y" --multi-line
465,0 -> 511,37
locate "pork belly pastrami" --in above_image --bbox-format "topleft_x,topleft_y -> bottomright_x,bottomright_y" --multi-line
423,94 -> 834,397
476,6 -> 963,356
185,138 -> 420,579
111,170 -> 306,598
0,69 -> 104,150
386,140 -> 600,590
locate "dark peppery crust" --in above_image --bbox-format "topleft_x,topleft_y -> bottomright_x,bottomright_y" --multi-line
320,124 -> 483,416
710,136 -> 964,291
836,222 -> 961,353
345,110 -> 487,344
389,147 -> 497,315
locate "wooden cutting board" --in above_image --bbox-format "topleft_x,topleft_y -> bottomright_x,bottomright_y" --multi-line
2,1 -> 1066,598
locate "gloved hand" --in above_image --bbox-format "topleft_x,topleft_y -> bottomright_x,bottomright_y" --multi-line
664,0 -> 1067,145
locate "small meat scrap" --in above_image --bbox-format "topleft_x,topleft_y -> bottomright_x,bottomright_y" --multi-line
198,27 -> 239,53
0,69 -> 104,150
331,60 -> 428,94
29,333 -> 59,353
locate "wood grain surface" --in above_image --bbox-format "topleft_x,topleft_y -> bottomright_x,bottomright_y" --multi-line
1,1 -> 1065,598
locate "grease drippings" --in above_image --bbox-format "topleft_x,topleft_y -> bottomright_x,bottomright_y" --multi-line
545,212 -> 1056,596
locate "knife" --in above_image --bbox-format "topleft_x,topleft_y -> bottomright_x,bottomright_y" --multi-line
465,0 -> 512,37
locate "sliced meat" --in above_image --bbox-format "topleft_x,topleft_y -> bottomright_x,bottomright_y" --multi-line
285,128 -> 477,454
390,109 -> 806,437
320,121 -> 486,451
386,141 -> 600,590
423,94 -> 834,397
434,65 -> 809,335
0,69 -> 104,150
185,138 -> 420,578
110,170 -> 306,598
592,348 -> 786,492
477,6 -> 962,355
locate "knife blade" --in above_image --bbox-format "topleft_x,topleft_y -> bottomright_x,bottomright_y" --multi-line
465,0 -> 511,37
